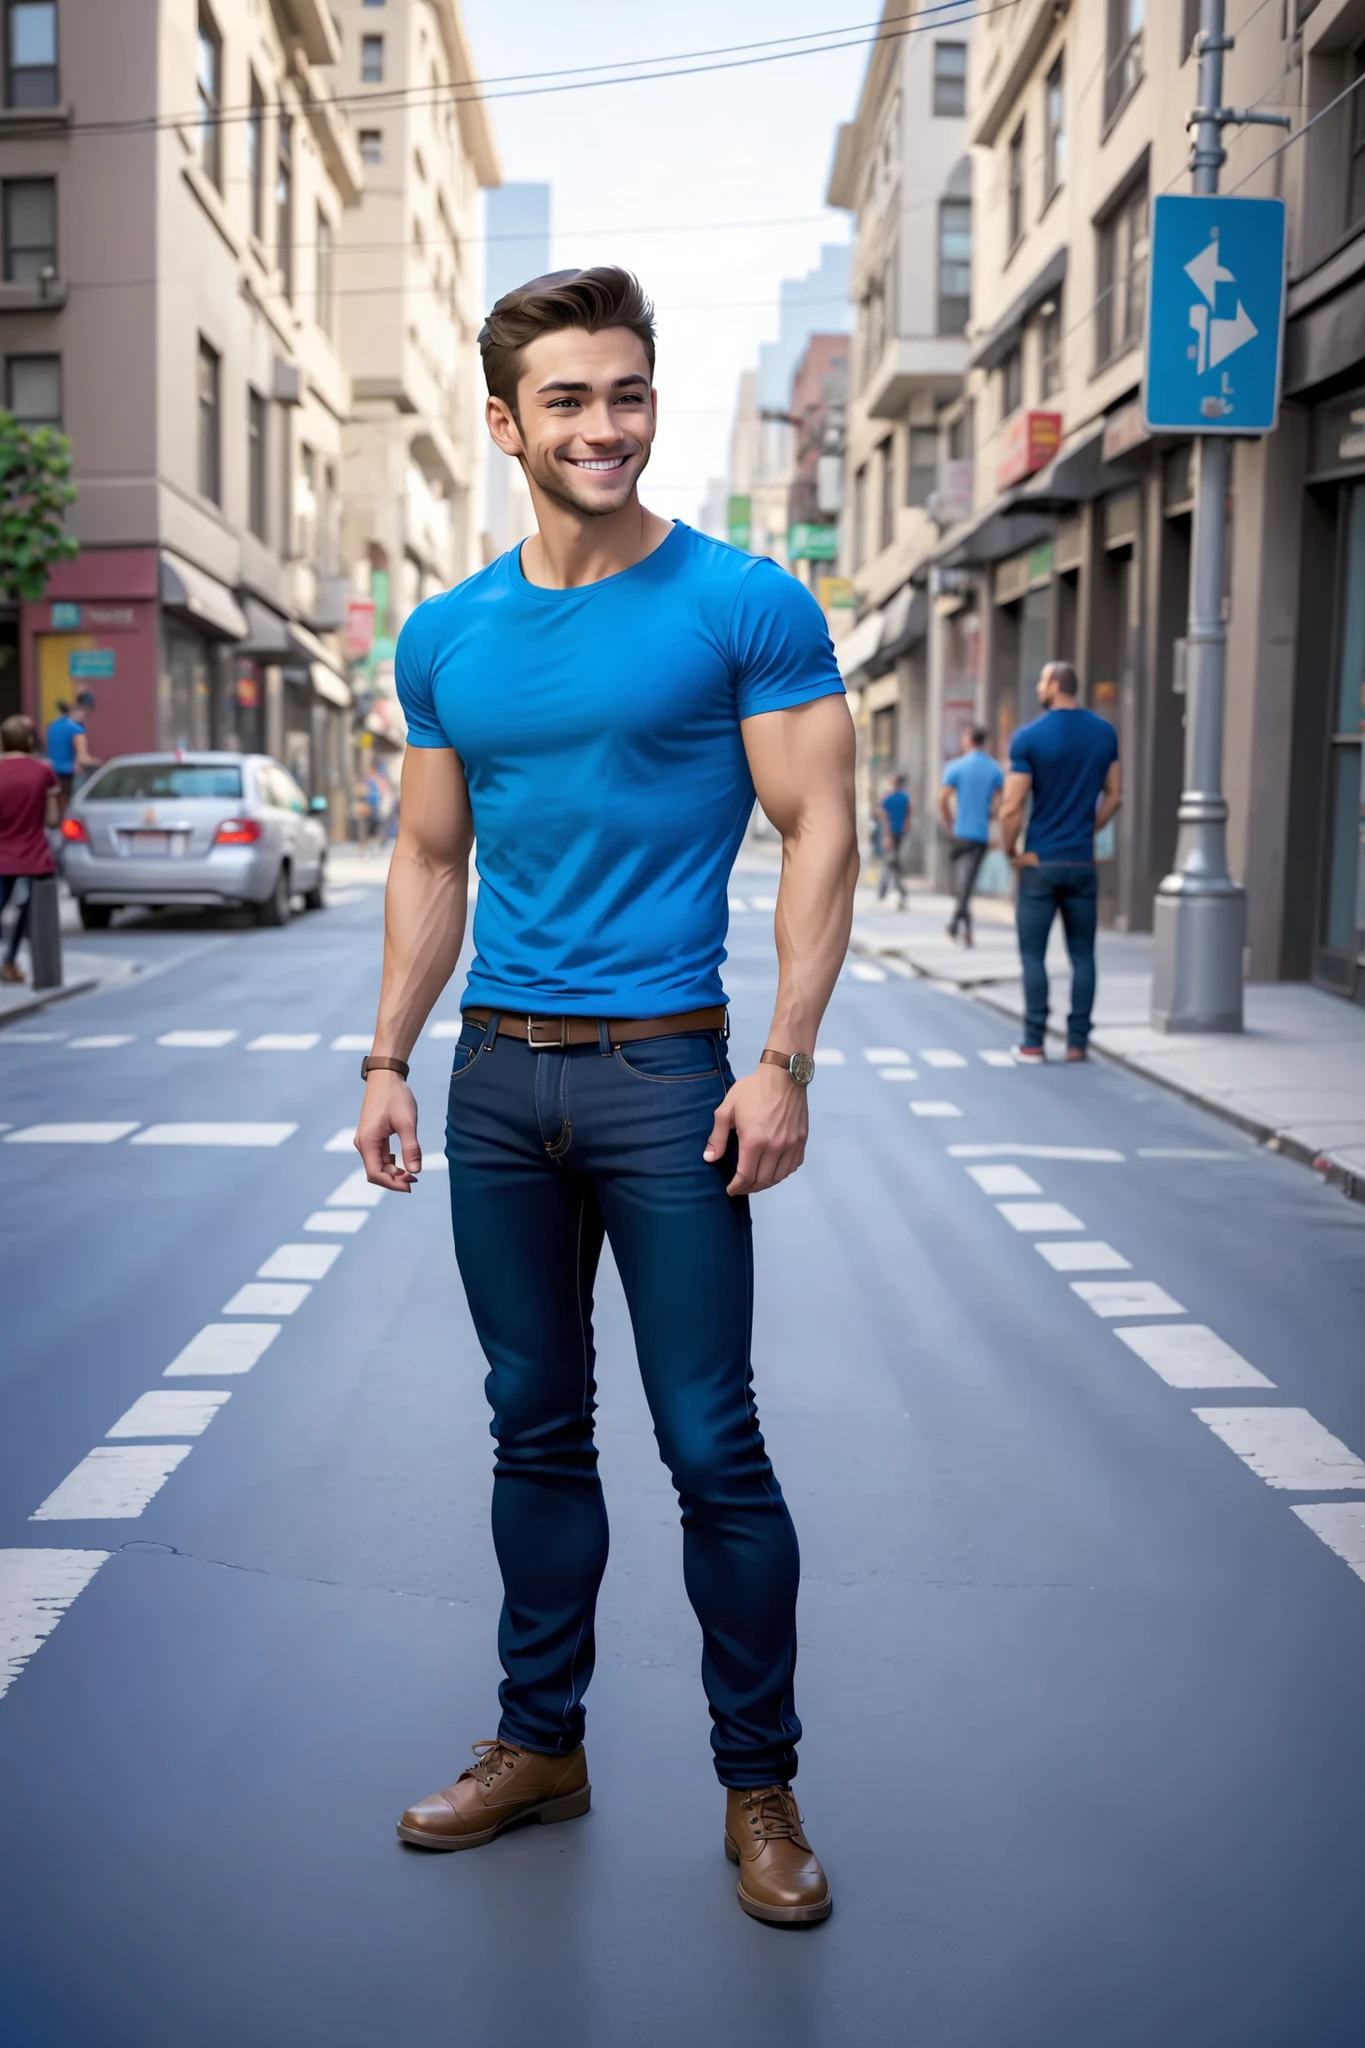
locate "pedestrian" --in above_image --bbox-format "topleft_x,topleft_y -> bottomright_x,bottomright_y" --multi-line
938,725 -> 1003,946
0,713 -> 61,985
999,661 -> 1122,1062
876,773 -> 910,908
356,266 -> 855,1926
45,689 -> 99,806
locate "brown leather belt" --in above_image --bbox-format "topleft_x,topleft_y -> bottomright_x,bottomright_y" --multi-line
462,1005 -> 727,1049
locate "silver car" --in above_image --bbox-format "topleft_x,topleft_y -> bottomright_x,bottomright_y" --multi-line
62,752 -> 329,929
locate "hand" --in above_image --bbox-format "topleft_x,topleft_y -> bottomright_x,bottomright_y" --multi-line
704,1064 -> 809,1197
1010,850 -> 1039,868
355,1071 -> 422,1191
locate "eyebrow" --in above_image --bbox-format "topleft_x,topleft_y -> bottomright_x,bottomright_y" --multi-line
535,374 -> 651,394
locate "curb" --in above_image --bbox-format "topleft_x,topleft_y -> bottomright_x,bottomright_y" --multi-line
0,976 -> 97,1028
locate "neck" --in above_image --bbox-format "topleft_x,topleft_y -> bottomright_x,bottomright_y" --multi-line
518,477 -> 672,590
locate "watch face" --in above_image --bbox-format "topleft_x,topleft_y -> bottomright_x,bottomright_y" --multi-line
789,1052 -> 816,1086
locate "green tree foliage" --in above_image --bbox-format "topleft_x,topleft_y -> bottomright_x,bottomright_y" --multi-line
0,412 -> 77,600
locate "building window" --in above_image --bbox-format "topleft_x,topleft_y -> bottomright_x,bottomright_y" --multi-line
276,112 -> 293,302
937,197 -> 971,335
948,400 -> 974,464
297,443 -> 318,568
2,176 -> 54,282
358,127 -> 382,166
879,437 -> 895,550
1039,296 -> 1062,398
1104,0 -> 1143,126
197,337 -> 221,506
278,403 -> 292,556
7,351 -> 59,424
1096,171 -> 1149,366
933,42 -> 966,118
1001,345 -> 1022,418
1044,55 -> 1065,203
5,1 -> 57,109
905,425 -> 938,508
1007,121 -> 1024,250
1180,0 -> 1199,61
196,3 -> 222,191
246,72 -> 264,242
853,463 -> 868,572
315,207 -> 334,337
361,34 -> 383,82
247,388 -> 268,540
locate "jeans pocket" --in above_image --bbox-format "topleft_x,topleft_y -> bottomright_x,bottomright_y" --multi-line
614,1031 -> 723,1083
449,1021 -> 487,1083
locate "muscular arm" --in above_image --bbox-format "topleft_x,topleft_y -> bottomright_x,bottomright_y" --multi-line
1096,760 -> 1123,831
937,783 -> 955,832
1000,770 -> 1031,863
704,694 -> 858,1196
355,745 -> 473,1192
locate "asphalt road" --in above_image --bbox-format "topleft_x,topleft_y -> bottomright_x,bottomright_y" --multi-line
1,865 -> 1363,2048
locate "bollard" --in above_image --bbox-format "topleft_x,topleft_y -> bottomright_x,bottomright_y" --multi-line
28,874 -> 63,991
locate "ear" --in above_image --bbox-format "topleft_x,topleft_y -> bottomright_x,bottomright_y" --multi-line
486,394 -> 525,461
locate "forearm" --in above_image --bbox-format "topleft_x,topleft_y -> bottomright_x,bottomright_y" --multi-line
1095,792 -> 1121,830
1000,806 -> 1024,856
372,842 -> 468,1059
768,807 -> 859,1055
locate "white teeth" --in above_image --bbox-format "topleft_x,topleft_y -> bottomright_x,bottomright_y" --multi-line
571,458 -> 625,471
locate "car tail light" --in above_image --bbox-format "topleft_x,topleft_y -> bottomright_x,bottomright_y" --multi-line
60,816 -> 89,843
214,817 -> 262,845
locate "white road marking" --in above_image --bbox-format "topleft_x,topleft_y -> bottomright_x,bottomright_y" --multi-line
1036,1241 -> 1132,1272
157,1030 -> 238,1048
977,1049 -> 1017,1068
1115,1324 -> 1272,1388
324,1126 -> 355,1152
910,1101 -> 962,1118
1193,1408 -> 1365,1490
879,1068 -> 919,1081
31,1444 -> 193,1520
257,1242 -> 341,1281
997,1201 -> 1085,1232
247,1033 -> 320,1052
5,1122 -> 139,1144
1,1029 -> 65,1041
106,1390 -> 231,1437
325,1168 -> 385,1208
1137,1148 -> 1245,1160
1072,1280 -> 1186,1318
0,1123 -> 10,1133
164,1323 -> 279,1376
947,1144 -> 1125,1161
430,1020 -> 463,1039
966,1165 -> 1042,1195
304,1209 -> 368,1233
921,1049 -> 968,1068
130,1122 -> 297,1147
330,1035 -> 372,1052
0,1549 -> 109,1701
68,1035 -> 135,1049
222,1281 -> 311,1316
815,1048 -> 846,1066
728,896 -> 747,912
1291,1505 -> 1365,1586
322,887 -> 366,905
847,961 -> 887,982
750,894 -> 778,910
863,1048 -> 911,1064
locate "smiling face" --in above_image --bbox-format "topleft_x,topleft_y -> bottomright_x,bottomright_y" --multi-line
486,325 -> 657,518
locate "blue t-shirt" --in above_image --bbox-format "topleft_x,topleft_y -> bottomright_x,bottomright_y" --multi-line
880,789 -> 910,836
941,750 -> 1003,843
396,522 -> 845,1016
46,716 -> 83,775
1010,707 -> 1119,863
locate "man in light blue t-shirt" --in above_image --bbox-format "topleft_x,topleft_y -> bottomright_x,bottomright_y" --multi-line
356,267 -> 854,1925
938,725 -> 1003,945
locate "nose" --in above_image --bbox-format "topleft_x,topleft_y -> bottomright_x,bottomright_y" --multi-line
578,402 -> 630,446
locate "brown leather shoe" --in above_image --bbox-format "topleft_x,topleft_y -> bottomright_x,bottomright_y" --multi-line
724,1786 -> 832,1925
397,1739 -> 590,1851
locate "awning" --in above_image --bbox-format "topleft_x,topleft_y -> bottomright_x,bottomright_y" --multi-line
240,595 -> 350,693
835,610 -> 885,683
159,551 -> 248,640
969,246 -> 1068,374
874,585 -> 927,669
309,661 -> 352,710
1006,428 -> 1106,512
936,504 -> 1055,569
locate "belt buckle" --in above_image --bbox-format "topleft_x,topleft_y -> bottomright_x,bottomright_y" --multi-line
526,1014 -> 566,1050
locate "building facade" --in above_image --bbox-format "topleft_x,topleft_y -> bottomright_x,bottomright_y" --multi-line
481,180 -> 549,561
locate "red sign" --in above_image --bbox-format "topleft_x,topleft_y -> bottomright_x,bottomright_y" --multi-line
997,410 -> 1062,490
345,597 -> 375,657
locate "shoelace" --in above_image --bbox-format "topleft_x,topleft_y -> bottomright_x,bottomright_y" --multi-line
461,1739 -> 521,1788
741,1787 -> 804,1842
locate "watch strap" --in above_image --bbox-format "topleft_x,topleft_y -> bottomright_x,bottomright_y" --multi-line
760,1048 -> 814,1084
360,1055 -> 409,1082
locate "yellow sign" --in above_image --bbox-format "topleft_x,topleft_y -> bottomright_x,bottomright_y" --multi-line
817,577 -> 856,611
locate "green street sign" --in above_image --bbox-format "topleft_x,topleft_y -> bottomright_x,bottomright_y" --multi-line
727,493 -> 751,551
788,522 -> 838,561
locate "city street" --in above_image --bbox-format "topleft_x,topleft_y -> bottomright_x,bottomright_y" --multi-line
2,866 -> 1363,2046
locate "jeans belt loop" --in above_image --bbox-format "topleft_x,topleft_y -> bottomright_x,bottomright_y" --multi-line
596,1018 -> 612,1056
480,1009 -> 502,1053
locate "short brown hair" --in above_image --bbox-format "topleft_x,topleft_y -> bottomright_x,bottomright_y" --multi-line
1,713 -> 36,752
1043,660 -> 1079,697
479,266 -> 656,415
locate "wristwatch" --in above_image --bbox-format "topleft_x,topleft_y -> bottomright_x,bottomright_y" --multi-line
360,1055 -> 410,1082
760,1048 -> 816,1087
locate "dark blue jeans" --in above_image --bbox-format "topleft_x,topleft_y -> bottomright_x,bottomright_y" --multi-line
443,1016 -> 801,1789
1015,863 -> 1099,1050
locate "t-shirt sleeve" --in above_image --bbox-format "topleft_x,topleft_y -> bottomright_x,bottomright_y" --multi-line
394,600 -> 451,748
1009,727 -> 1035,776
729,560 -> 846,719
941,758 -> 961,791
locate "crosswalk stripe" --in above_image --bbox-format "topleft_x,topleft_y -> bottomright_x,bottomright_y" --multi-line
106,1390 -> 231,1438
1292,1505 -> 1365,1586
157,1030 -> 238,1048
910,1101 -> 961,1117
31,1445 -> 193,1520
130,1123 -> 296,1147
966,1165 -> 1041,1195
163,1323 -> 279,1376
1071,1280 -> 1185,1318
247,1033 -> 320,1052
5,1123 -> 139,1144
257,1242 -> 342,1281
1194,1408 -> 1365,1490
221,1282 -> 311,1316
997,1201 -> 1085,1232
0,1549 -> 110,1700
977,1049 -> 1016,1067
1115,1324 -> 1271,1388
1035,1240 -> 1131,1271
921,1049 -> 968,1068
304,1209 -> 369,1232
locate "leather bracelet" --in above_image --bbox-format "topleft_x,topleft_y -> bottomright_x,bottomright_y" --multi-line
360,1055 -> 410,1082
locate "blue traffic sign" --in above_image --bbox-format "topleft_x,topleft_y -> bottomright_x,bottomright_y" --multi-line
1143,194 -> 1286,436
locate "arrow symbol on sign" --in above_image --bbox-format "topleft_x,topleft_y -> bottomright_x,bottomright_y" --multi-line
1185,235 -> 1234,308
1209,298 -> 1257,368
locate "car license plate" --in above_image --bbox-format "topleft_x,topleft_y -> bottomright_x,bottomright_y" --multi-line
130,831 -> 169,855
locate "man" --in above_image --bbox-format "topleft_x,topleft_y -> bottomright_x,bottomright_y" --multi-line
45,690 -> 99,806
938,725 -> 1003,947
999,661 -> 1121,1062
356,268 -> 856,1926
877,773 -> 910,908
0,714 -> 60,984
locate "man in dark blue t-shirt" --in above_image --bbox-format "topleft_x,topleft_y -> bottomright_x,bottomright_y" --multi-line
1001,661 -> 1122,1060
877,775 -> 911,907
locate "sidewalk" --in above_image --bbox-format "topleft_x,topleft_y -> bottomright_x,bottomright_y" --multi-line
852,882 -> 1365,1203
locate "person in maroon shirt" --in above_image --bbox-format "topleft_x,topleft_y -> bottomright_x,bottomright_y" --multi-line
0,713 -> 61,984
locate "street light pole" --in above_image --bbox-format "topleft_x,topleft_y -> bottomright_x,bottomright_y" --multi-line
1151,0 -> 1244,1031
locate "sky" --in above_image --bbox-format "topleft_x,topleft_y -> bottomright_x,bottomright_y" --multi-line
457,0 -> 872,523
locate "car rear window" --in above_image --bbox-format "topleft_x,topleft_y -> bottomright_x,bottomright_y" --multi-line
84,764 -> 244,801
